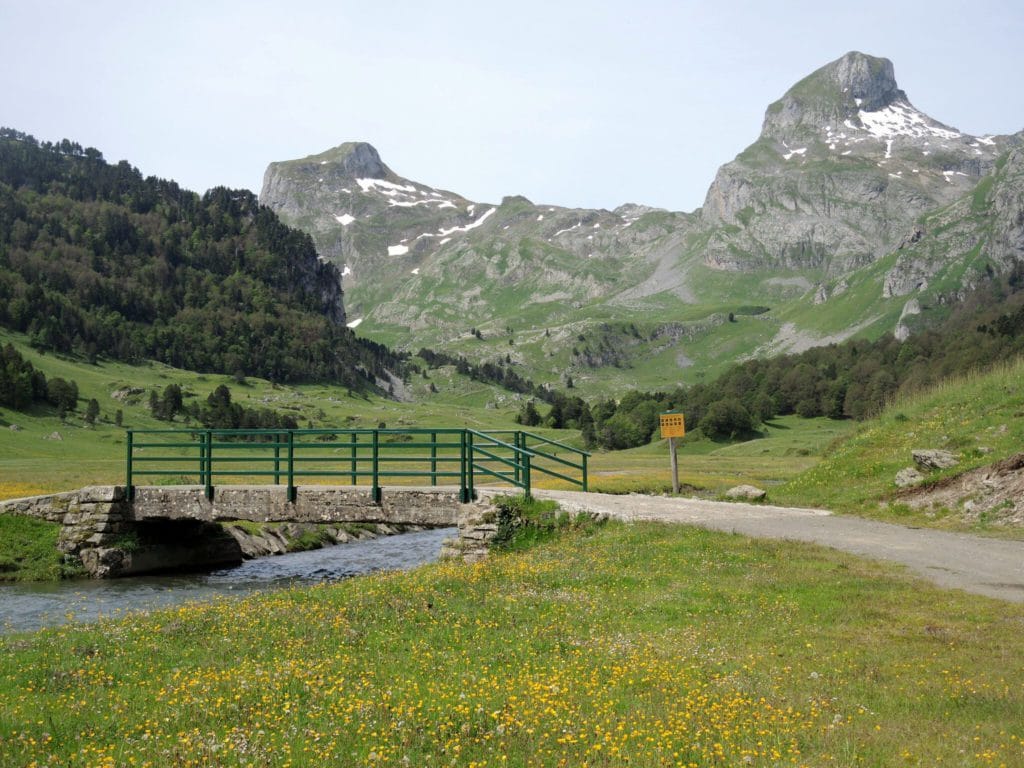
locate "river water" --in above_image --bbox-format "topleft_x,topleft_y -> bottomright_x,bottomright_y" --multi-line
0,527 -> 455,635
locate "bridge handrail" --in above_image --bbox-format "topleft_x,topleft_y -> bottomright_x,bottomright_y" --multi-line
126,427 -> 585,503
490,429 -> 591,456
487,429 -> 589,491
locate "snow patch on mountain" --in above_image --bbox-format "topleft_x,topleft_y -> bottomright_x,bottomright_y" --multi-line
355,176 -> 458,210
388,198 -> 457,209
388,244 -> 410,256
857,101 -> 962,141
414,207 -> 498,242
357,178 -> 417,194
335,213 -> 355,226
553,222 -> 582,237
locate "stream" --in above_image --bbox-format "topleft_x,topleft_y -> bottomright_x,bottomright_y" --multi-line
0,526 -> 455,634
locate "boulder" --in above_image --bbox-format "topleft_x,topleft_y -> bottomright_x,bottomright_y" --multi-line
725,484 -> 767,501
895,467 -> 925,487
912,449 -> 959,471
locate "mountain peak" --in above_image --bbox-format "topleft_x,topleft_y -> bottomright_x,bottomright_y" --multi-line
308,141 -> 390,179
762,51 -> 907,137
260,141 -> 400,213
824,51 -> 903,110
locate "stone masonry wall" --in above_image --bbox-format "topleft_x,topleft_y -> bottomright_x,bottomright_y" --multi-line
1,485 -> 491,577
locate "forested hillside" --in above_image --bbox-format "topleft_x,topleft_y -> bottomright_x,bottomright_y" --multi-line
0,129 -> 402,387
584,267 -> 1024,448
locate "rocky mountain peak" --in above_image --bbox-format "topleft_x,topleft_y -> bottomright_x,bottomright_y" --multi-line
317,141 -> 390,179
826,51 -> 904,110
762,51 -> 906,138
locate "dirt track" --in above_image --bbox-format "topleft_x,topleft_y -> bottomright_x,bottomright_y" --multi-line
523,490 -> 1024,603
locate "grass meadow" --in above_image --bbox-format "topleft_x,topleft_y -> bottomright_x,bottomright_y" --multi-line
2,522 -> 1022,767
4,336 -> 1024,766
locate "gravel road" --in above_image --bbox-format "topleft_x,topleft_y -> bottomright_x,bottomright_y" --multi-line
524,490 -> 1024,603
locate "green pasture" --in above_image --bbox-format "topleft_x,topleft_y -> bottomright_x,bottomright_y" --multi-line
2,522 -> 1021,766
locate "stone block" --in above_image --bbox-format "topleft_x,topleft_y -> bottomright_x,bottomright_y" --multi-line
79,486 -> 126,504
725,485 -> 767,501
92,520 -> 126,534
912,449 -> 959,471
895,467 -> 924,487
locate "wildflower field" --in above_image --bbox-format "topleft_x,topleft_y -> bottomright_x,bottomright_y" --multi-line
2,523 -> 1022,767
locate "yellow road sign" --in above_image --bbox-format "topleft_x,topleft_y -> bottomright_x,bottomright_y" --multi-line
660,412 -> 685,439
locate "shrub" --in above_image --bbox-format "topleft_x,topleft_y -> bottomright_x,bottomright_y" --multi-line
700,399 -> 754,439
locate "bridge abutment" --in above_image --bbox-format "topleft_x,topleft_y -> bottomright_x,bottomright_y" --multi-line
2,485 -> 493,578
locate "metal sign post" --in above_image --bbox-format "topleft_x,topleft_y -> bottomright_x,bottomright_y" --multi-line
659,412 -> 685,494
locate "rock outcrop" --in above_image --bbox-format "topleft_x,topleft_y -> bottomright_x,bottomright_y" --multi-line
897,452 -> 1024,526
912,449 -> 960,471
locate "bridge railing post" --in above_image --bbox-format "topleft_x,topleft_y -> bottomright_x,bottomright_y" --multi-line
467,430 -> 475,501
513,431 -> 522,486
204,430 -> 213,501
523,451 -> 532,499
459,430 -> 469,503
126,430 -> 134,500
582,453 -> 588,492
430,430 -> 437,487
371,429 -> 381,503
350,432 -> 357,485
286,430 -> 296,503
274,432 -> 282,485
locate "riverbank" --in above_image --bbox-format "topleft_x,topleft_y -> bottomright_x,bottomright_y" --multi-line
3,521 -> 1022,766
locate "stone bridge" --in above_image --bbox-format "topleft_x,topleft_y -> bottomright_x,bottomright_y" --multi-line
1,485 -> 502,578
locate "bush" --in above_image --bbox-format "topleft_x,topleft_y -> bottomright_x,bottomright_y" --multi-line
699,398 -> 753,440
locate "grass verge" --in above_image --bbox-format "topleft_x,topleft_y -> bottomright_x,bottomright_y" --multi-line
1,523 -> 1022,766
489,494 -> 601,551
0,516 -> 69,581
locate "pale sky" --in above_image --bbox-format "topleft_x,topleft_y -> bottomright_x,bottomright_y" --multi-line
2,0 -> 1022,212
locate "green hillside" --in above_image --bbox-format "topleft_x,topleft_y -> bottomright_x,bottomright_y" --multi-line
775,357 -> 1024,534
0,128 -> 402,388
0,327 -> 530,498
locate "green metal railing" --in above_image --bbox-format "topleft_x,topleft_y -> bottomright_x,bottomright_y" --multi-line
126,428 -> 589,502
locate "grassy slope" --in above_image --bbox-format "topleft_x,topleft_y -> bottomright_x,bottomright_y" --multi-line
774,358 -> 1024,534
1,522 -> 1021,766
359,242 -> 910,399
0,328 -> 533,497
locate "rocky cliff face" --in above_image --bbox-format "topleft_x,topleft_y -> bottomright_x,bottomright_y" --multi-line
700,52 -> 1016,276
882,147 -> 1024,309
261,142 -> 696,334
260,52 -> 1024,394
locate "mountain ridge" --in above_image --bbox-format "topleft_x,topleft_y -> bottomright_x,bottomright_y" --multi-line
261,51 -> 1024,396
